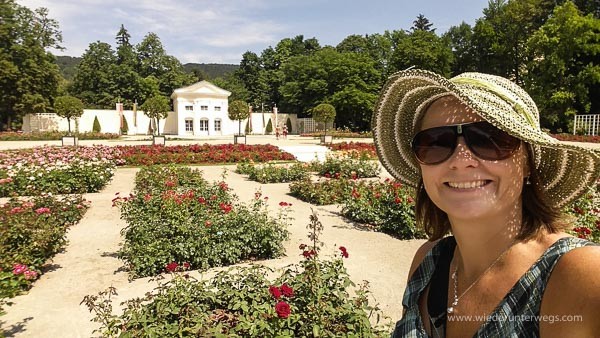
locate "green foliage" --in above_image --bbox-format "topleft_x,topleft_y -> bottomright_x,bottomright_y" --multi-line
114,166 -> 290,278
245,120 -> 251,134
317,153 -> 380,179
1,194 -> 89,309
567,182 -> 600,242
0,131 -> 120,141
390,29 -> 453,77
236,162 -> 310,183
69,30 -> 194,109
280,48 -> 380,130
92,116 -> 101,133
265,119 -> 273,133
525,1 -> 600,132
83,212 -> 389,337
228,100 -> 249,135
289,178 -> 355,205
183,63 -> 239,79
121,115 -> 129,134
54,95 -> 84,134
0,154 -> 115,197
341,180 -> 425,239
140,95 -> 170,135
285,117 -> 293,133
0,2 -> 61,131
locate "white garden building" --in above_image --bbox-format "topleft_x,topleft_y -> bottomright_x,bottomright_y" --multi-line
22,81 -> 300,136
169,81 -> 233,136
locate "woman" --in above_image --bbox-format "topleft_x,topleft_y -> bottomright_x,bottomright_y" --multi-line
371,70 -> 600,337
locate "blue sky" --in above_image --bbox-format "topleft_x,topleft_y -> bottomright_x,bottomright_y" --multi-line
18,0 -> 490,64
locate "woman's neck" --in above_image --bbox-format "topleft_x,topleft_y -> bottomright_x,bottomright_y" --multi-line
448,208 -> 521,280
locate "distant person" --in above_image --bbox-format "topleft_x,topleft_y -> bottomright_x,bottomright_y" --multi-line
371,69 -> 600,337
282,126 -> 288,139
275,127 -> 280,140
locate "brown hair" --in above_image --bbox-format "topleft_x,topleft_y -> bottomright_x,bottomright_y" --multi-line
415,145 -> 569,241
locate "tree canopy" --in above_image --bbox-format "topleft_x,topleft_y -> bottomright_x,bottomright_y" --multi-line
54,95 -> 84,134
140,95 -> 170,135
0,0 -> 62,130
228,100 -> 250,135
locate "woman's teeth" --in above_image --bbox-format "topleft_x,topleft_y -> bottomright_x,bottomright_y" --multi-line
447,180 -> 488,189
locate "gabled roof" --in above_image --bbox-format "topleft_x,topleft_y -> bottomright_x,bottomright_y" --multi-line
171,80 -> 231,98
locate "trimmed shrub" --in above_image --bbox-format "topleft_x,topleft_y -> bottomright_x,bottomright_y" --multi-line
92,116 -> 101,133
265,119 -> 273,133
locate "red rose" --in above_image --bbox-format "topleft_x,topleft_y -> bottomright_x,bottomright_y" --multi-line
339,246 -> 349,258
269,285 -> 281,299
280,283 -> 294,298
165,262 -> 178,272
275,301 -> 291,318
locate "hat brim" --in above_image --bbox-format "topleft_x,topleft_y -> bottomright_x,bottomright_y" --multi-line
372,69 -> 600,208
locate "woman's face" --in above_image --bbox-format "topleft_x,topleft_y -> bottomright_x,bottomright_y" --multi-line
418,95 -> 529,224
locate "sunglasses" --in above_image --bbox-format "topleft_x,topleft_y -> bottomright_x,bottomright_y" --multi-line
411,121 -> 521,165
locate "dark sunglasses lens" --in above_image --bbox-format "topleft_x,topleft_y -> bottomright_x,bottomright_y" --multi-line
465,122 -> 520,160
412,127 -> 456,164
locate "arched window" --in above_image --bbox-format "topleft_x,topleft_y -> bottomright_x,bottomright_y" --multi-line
199,118 -> 209,131
184,118 -> 193,133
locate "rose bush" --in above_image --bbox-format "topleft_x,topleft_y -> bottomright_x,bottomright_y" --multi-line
0,146 -> 117,197
0,194 -> 89,312
340,178 -> 425,239
315,152 -> 380,179
0,131 -> 120,141
83,212 -> 390,337
114,144 -> 296,166
236,162 -> 310,183
326,142 -> 377,159
567,180 -> 600,242
113,165 -> 291,278
289,177 -> 357,205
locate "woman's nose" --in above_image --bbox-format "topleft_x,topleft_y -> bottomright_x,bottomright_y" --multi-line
447,136 -> 479,167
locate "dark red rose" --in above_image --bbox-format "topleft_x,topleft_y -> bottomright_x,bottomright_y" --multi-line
275,301 -> 291,318
280,284 -> 294,298
339,246 -> 349,258
165,262 -> 178,272
269,285 -> 281,299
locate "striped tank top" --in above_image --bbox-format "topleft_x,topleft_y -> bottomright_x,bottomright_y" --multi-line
392,236 -> 597,337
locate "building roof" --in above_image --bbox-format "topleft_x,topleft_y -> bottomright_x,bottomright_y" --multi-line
171,80 -> 231,99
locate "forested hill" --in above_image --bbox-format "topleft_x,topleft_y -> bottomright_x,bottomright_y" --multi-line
55,56 -> 81,81
183,63 -> 238,79
54,56 -> 238,81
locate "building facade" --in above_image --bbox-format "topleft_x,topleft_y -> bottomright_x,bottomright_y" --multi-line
170,81 -> 238,136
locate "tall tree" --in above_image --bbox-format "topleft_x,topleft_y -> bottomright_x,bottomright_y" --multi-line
280,47 -> 380,130
236,51 -> 269,110
444,22 -> 478,75
412,14 -> 435,32
390,29 -> 453,76
70,41 -> 117,108
525,1 -> 600,132
0,1 -> 62,130
136,33 -> 194,100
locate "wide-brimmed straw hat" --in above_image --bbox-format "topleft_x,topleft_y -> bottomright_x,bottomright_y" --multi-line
372,69 -> 600,208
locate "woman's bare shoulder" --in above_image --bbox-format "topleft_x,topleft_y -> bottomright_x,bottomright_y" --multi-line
540,242 -> 600,337
407,239 -> 440,281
